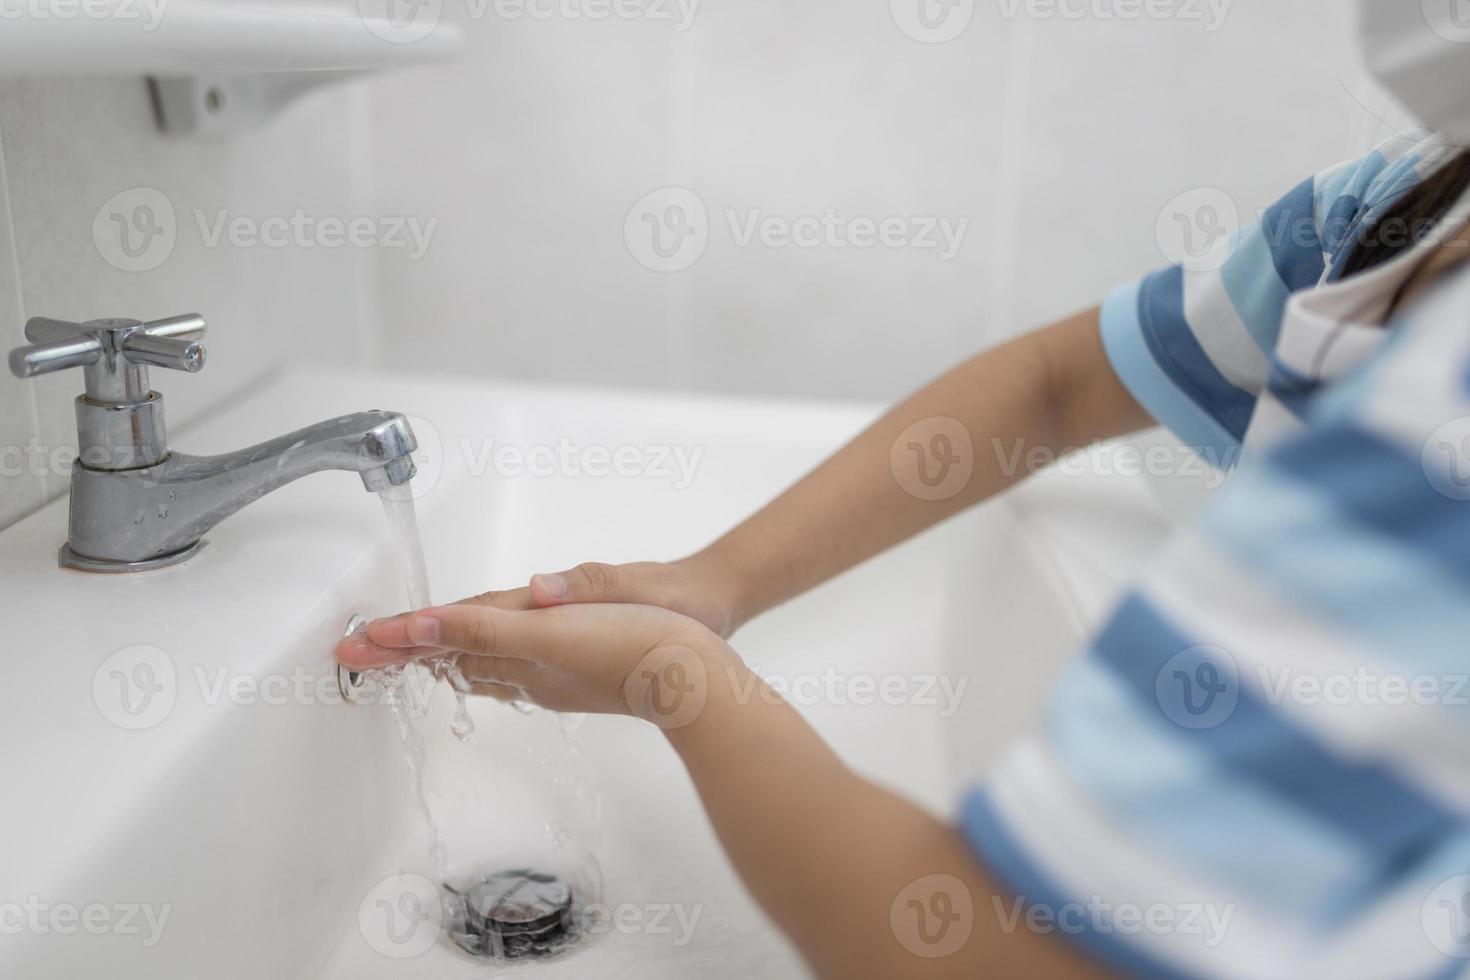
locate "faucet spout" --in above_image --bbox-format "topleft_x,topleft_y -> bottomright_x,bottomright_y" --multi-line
62,411 -> 418,572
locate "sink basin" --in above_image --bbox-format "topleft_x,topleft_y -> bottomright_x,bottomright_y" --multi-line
0,368 -> 1193,978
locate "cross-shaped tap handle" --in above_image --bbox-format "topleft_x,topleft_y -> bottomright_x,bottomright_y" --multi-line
9,314 -> 206,380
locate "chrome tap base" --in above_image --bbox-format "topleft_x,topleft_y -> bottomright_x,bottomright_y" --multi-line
58,540 -> 204,573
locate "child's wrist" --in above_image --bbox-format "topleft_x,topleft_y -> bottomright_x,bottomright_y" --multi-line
682,543 -> 753,636
657,642 -> 748,750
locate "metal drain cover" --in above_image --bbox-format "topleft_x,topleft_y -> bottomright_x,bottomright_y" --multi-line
449,869 -> 575,959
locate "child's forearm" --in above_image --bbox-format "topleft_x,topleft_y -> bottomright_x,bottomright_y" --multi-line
699,307 -> 1148,629
663,652 -> 1112,979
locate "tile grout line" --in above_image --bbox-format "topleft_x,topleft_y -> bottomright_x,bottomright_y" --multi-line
344,83 -> 386,368
0,116 -> 49,509
664,32 -> 695,392
984,15 -> 1037,340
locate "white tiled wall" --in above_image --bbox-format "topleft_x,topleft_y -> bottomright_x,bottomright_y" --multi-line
0,0 -> 1406,530
366,0 -> 1392,401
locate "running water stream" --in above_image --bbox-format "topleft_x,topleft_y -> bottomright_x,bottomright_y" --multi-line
378,484 -> 476,741
363,483 -> 475,880
365,482 -> 606,950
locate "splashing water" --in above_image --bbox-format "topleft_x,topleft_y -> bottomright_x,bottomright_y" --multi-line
378,484 -> 475,742
380,663 -> 449,878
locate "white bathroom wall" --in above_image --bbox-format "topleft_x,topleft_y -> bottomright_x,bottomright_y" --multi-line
363,0 -> 1389,401
0,0 -> 1407,531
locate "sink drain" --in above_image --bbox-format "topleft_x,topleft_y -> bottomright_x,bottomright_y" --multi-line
445,869 -> 578,960
338,614 -> 375,704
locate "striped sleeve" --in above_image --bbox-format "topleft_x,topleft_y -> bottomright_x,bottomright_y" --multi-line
962,269 -> 1470,979
1101,138 -> 1436,468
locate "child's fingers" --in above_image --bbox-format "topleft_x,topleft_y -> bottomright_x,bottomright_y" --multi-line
334,630 -> 383,667
337,587 -> 539,663
334,631 -> 439,668
530,563 -> 631,607
358,615 -> 411,649
401,602 -> 671,668
341,604 -> 556,667
335,628 -> 550,692
458,586 -> 539,612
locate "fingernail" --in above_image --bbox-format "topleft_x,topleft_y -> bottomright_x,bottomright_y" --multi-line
337,634 -> 391,667
407,614 -> 441,646
535,573 -> 568,600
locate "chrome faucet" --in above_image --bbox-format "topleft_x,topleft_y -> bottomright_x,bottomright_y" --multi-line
8,314 -> 417,572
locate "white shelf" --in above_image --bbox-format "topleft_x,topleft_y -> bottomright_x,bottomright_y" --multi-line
0,2 -> 464,76
0,2 -> 464,133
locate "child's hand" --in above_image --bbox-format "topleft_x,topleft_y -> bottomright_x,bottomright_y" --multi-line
335,600 -> 736,724
395,551 -> 746,638
525,552 -> 744,638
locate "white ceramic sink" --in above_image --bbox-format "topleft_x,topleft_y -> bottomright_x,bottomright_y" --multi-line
0,368 -> 1202,978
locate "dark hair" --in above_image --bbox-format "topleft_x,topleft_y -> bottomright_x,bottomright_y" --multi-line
1341,147 -> 1470,277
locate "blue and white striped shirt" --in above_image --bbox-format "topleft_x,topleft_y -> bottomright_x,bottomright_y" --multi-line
962,135 -> 1470,979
